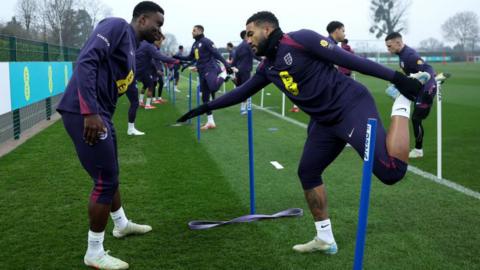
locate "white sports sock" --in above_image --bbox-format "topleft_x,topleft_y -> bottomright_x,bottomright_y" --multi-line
391,94 -> 411,118
128,122 -> 135,130
207,114 -> 214,124
146,98 -> 152,106
86,230 -> 105,258
139,94 -> 144,102
315,219 -> 335,244
110,207 -> 128,230
241,102 -> 246,111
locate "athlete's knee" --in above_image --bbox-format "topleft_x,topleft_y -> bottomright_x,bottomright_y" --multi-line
298,165 -> 323,190
373,158 -> 408,185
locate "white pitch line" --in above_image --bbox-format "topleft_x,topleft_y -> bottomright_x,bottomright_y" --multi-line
253,104 -> 480,201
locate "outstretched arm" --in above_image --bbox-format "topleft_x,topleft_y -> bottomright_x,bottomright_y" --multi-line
177,72 -> 269,122
292,29 -> 424,100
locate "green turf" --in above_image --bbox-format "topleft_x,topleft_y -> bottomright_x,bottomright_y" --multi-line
0,63 -> 479,269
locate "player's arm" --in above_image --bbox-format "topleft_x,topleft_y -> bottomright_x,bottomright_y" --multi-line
293,29 -> 424,100
151,46 -> 180,65
173,44 -> 195,61
177,69 -> 270,122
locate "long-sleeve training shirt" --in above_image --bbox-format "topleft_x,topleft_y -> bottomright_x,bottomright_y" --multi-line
57,18 -> 137,118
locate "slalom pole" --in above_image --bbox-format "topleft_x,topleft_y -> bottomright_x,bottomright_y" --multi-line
196,76 -> 201,142
188,72 -> 192,125
247,97 -> 255,214
353,118 -> 377,270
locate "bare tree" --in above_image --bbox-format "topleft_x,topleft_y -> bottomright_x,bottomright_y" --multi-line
78,0 -> 112,28
16,0 -> 37,33
418,38 -> 444,52
42,0 -> 74,48
162,33 -> 178,55
369,0 -> 410,39
442,11 -> 479,52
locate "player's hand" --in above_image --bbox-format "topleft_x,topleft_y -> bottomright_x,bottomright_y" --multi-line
83,114 -> 107,146
177,104 -> 210,123
232,67 -> 239,73
391,71 -> 423,101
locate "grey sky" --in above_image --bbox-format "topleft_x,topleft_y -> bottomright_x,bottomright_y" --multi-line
1,0 -> 479,51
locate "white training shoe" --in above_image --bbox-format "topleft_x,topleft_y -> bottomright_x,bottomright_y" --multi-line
113,220 -> 152,239
84,251 -> 129,270
200,122 -> 216,130
127,128 -> 145,136
174,87 -> 181,93
409,148 -> 424,158
292,237 -> 338,254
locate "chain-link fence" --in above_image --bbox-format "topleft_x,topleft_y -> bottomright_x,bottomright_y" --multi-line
0,35 -> 79,145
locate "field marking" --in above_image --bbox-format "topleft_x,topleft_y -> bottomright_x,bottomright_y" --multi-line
253,104 -> 480,201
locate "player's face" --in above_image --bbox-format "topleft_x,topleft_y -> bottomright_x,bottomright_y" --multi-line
192,27 -> 202,38
334,27 -> 346,42
246,22 -> 268,56
386,39 -> 402,54
139,12 -> 164,43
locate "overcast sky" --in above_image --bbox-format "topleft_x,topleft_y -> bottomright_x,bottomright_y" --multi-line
1,0 -> 479,51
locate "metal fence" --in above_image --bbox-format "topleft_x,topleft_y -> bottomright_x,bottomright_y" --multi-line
0,35 -> 79,145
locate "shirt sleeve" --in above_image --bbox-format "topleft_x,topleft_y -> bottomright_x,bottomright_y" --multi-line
75,20 -> 127,115
208,69 -> 270,110
292,29 -> 396,81
205,39 -> 229,67
150,45 -> 180,65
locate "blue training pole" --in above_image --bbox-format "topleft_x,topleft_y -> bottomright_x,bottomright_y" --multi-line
172,68 -> 176,105
196,77 -> 200,142
247,97 -> 255,214
188,72 -> 192,125
353,118 -> 377,270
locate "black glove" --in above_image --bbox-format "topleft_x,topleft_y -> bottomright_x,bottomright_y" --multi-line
391,71 -> 423,101
177,104 -> 210,123
226,66 -> 234,75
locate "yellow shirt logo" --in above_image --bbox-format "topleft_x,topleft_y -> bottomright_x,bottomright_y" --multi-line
417,59 -> 424,65
320,40 -> 329,48
116,70 -> 134,94
194,48 -> 200,60
279,71 -> 299,96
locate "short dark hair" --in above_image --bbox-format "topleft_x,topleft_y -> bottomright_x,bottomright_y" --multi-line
132,1 -> 164,19
179,45 -> 183,50
385,32 -> 402,41
240,30 -> 247,39
227,42 -> 234,48
246,11 -> 279,28
341,38 -> 349,44
326,21 -> 344,34
194,25 -> 204,32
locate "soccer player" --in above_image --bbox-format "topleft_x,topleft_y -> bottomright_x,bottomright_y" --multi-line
231,30 -> 257,114
151,37 -> 167,104
177,11 -> 429,255
174,25 -> 233,130
339,38 -> 354,77
56,2 -> 164,269
326,20 -> 345,44
226,42 -> 235,64
136,37 -> 179,109
385,32 -> 437,158
173,45 -> 185,92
